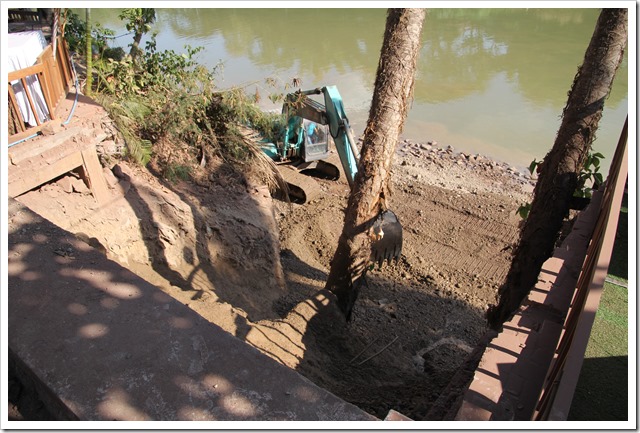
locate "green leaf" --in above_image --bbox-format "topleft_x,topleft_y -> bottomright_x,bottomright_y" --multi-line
594,172 -> 604,186
517,202 -> 531,219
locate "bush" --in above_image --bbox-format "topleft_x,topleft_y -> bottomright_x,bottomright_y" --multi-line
67,8 -> 286,186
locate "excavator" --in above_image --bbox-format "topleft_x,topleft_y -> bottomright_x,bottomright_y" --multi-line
259,85 -> 403,266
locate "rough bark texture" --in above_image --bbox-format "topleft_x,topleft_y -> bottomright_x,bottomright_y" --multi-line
125,9 -> 155,61
325,8 -> 426,319
487,8 -> 627,328
85,9 -> 92,96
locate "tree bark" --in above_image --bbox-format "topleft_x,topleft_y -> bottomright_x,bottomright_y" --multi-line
130,32 -> 143,61
85,8 -> 92,96
487,8 -> 627,328
325,8 -> 426,320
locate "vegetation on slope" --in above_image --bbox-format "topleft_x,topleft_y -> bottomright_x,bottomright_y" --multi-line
63,8 -> 289,188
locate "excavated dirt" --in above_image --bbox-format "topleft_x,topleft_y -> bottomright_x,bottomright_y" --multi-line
12,98 -> 535,420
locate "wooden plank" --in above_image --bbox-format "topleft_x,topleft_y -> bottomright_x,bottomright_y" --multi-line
9,124 -> 46,145
8,126 -> 83,164
8,63 -> 45,83
38,70 -> 56,121
57,38 -> 73,87
8,152 -> 84,197
8,84 -> 26,133
44,52 -> 62,105
40,50 -> 56,103
81,146 -> 111,205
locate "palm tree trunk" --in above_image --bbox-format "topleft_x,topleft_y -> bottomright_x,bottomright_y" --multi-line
325,8 -> 426,319
487,8 -> 628,328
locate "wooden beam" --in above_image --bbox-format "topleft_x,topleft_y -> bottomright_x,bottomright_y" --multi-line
8,84 -> 26,133
8,63 -> 45,83
8,152 -> 83,198
81,147 -> 110,205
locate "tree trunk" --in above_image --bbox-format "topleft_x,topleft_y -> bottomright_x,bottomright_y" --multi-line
130,32 -> 143,61
325,8 -> 426,320
487,8 -> 627,328
85,8 -> 92,96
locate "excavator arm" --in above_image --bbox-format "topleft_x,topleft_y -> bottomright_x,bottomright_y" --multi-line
292,86 -> 403,265
287,86 -> 361,187
275,86 -> 403,265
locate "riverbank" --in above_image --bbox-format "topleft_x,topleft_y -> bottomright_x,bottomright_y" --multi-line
14,148 -> 533,421
11,91 -> 539,419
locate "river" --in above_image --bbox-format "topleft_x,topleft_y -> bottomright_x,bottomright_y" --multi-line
84,7 -> 628,172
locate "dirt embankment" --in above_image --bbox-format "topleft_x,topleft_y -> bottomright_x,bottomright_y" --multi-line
14,100 -> 535,420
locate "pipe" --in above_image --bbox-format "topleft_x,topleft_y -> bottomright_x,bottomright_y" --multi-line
62,53 -> 80,126
8,132 -> 40,147
8,52 -> 80,148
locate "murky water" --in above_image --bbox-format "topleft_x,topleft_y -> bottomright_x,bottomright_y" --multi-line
85,7 -> 628,172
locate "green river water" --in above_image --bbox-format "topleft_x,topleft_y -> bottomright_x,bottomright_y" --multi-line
87,7 -> 629,172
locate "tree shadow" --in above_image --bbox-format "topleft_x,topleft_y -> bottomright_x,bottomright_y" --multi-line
9,180 -> 495,422
276,249 -> 491,420
568,355 -> 628,421
118,162 -> 286,322
8,199 -> 371,421
606,189 -> 627,280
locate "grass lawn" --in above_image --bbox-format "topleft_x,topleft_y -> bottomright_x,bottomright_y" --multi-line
568,191 -> 629,421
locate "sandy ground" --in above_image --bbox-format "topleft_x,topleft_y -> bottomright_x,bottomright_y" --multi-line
12,99 -> 536,420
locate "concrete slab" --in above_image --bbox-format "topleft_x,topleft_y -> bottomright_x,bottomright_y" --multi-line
7,198 -> 377,421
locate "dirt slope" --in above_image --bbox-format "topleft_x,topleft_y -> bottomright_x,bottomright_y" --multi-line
13,102 -> 535,420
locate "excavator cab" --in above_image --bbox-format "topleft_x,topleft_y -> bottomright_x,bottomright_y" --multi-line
282,116 -> 331,163
302,120 -> 330,161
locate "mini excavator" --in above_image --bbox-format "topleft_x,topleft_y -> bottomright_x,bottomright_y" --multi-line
260,86 -> 403,266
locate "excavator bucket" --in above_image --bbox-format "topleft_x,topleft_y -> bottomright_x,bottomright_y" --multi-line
369,210 -> 403,267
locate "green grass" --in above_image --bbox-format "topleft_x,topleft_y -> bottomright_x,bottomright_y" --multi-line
568,191 -> 629,421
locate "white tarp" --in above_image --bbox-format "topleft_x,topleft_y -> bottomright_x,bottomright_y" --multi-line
8,30 -> 50,126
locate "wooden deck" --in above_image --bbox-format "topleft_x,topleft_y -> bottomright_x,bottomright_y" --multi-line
454,118 -> 628,422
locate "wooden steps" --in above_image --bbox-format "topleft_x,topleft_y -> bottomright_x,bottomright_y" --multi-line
8,127 -> 110,205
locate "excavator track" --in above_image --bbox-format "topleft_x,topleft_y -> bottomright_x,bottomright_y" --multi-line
275,164 -> 322,204
314,152 -> 344,182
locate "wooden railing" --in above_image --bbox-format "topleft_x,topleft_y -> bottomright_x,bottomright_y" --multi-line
453,117 -> 629,422
8,9 -> 41,23
8,36 -> 74,142
534,116 -> 628,420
